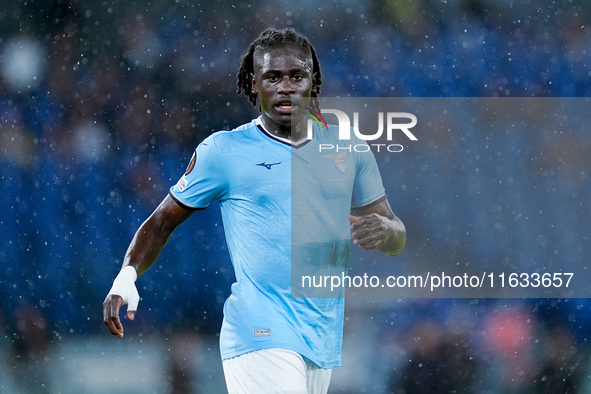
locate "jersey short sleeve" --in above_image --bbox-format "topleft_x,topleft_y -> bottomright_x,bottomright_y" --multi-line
170,135 -> 228,209
351,140 -> 386,209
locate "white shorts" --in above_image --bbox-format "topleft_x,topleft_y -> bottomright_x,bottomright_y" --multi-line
222,348 -> 332,394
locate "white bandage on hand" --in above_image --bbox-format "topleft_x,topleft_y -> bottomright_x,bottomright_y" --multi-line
108,265 -> 140,313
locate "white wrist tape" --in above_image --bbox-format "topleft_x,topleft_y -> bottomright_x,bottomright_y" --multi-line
108,266 -> 140,312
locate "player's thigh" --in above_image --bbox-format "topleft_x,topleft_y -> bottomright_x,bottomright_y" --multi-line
222,348 -> 308,394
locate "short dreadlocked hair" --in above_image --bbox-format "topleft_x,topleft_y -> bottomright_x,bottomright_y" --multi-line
236,27 -> 322,111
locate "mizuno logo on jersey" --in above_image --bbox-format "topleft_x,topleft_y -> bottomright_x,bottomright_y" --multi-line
256,162 -> 281,170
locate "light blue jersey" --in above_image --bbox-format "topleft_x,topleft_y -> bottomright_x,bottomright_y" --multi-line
170,117 -> 385,368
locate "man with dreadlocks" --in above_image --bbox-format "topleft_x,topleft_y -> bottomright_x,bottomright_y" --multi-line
103,28 -> 405,393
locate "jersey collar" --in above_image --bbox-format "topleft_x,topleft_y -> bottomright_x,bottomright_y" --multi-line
256,117 -> 312,148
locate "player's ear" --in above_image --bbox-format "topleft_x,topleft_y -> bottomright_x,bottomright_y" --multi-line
251,73 -> 257,94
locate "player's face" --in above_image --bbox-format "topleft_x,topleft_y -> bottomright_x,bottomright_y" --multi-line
252,46 -> 315,133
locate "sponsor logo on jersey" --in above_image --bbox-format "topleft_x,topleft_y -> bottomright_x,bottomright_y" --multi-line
177,176 -> 188,191
256,162 -> 281,170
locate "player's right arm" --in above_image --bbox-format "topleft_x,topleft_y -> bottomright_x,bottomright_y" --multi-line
103,194 -> 194,337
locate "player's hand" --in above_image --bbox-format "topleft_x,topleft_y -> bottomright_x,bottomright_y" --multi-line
103,266 -> 139,338
349,214 -> 392,250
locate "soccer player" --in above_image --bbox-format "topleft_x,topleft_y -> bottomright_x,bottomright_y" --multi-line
103,28 -> 406,394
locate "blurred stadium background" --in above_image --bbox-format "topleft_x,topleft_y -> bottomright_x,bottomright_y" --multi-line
1,0 -> 590,392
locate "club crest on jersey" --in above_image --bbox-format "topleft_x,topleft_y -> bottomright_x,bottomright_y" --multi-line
321,152 -> 347,174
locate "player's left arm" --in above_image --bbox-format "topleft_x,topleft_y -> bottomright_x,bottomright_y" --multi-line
349,198 -> 406,256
